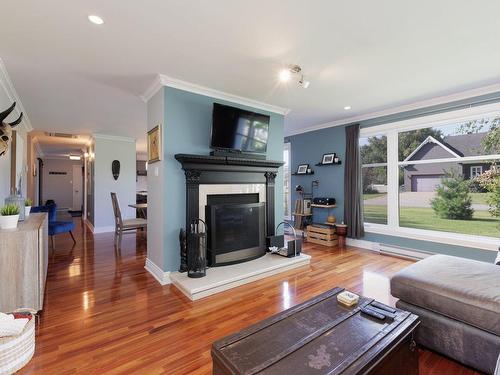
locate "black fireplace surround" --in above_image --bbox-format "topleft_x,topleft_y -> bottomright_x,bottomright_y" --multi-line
175,154 -> 284,266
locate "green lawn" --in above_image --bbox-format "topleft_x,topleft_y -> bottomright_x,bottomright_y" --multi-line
470,192 -> 491,205
364,206 -> 500,238
363,193 -> 386,201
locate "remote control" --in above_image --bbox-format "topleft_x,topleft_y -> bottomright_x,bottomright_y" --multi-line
368,305 -> 396,320
370,301 -> 396,313
361,307 -> 386,320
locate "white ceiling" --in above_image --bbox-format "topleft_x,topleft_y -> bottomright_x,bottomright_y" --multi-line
1,1 -> 500,146
31,131 -> 91,159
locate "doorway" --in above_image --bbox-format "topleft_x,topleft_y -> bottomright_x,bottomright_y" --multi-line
72,164 -> 83,211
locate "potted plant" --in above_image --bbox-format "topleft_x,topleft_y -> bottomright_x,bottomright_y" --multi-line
25,198 -> 33,218
0,204 -> 20,229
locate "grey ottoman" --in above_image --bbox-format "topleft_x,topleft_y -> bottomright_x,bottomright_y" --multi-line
391,254 -> 500,374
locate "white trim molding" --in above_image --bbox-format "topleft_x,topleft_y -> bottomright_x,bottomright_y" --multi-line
0,58 -> 33,132
140,74 -> 290,116
346,238 -> 379,252
145,258 -> 171,285
91,225 -> 116,234
364,223 -> 499,252
286,83 -> 500,136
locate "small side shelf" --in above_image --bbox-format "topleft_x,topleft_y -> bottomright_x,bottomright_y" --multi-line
311,204 -> 337,208
292,171 -> 315,176
315,161 -> 342,166
292,212 -> 312,217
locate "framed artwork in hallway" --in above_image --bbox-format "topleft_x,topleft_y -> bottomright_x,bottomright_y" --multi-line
147,124 -> 162,163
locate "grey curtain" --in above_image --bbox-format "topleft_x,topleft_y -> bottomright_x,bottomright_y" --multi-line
344,124 -> 364,238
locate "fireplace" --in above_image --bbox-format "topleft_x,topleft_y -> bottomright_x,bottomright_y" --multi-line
175,154 -> 284,271
206,194 -> 266,266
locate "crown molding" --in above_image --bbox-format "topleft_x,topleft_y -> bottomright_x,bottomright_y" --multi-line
140,75 -> 163,103
285,82 -> 500,137
140,74 -> 290,116
92,133 -> 136,143
0,58 -> 33,133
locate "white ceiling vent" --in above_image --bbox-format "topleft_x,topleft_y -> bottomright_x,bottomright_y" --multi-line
44,132 -> 77,139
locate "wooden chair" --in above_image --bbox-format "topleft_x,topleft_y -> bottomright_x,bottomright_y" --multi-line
110,193 -> 147,248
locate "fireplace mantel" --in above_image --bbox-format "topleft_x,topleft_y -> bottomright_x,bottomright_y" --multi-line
175,153 -> 284,242
175,154 -> 284,169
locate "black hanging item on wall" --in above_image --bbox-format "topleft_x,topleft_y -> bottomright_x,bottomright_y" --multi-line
179,228 -> 188,272
112,160 -> 120,180
187,219 -> 207,278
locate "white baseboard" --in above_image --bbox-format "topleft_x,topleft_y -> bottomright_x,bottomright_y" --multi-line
145,258 -> 171,285
92,225 -> 116,234
346,238 -> 379,252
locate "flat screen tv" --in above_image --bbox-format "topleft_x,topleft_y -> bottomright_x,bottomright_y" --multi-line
211,103 -> 270,154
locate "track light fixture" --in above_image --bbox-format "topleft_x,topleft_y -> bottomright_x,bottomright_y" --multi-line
279,65 -> 310,88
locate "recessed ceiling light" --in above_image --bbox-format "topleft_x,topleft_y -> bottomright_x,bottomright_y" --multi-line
88,15 -> 104,25
69,155 -> 81,160
279,69 -> 292,82
344,106 -> 352,110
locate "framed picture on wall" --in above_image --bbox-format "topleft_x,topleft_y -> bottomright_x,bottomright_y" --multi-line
147,124 -> 162,163
321,153 -> 336,165
296,164 -> 309,174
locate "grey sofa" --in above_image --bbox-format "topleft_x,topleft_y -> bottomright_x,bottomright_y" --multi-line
390,254 -> 500,374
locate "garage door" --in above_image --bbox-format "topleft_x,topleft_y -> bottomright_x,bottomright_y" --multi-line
411,175 -> 442,192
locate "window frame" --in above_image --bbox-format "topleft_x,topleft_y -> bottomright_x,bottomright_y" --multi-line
360,101 -> 500,251
470,165 -> 483,179
283,142 -> 292,220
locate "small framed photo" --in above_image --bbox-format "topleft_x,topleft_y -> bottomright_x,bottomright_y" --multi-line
296,164 -> 309,174
147,124 -> 162,163
321,153 -> 336,165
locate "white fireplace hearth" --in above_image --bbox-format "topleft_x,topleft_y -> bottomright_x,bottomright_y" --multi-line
170,253 -> 311,300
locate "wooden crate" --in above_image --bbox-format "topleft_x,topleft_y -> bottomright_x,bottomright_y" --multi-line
307,225 -> 338,247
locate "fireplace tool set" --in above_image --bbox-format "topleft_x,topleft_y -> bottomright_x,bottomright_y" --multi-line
186,219 -> 207,278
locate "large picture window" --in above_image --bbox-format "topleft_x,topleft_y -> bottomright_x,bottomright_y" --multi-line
360,104 -> 500,248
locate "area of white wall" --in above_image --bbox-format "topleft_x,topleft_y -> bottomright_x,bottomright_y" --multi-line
136,175 -> 147,191
145,89 -> 166,278
41,158 -> 83,208
92,135 -> 136,232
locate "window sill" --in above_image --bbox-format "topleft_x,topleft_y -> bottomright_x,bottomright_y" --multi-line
364,223 -> 499,252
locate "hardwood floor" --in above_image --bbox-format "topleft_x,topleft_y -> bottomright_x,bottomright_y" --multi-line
19,219 -> 482,374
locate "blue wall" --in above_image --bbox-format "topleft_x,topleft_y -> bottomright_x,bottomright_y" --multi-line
286,126 -> 345,225
286,92 -> 500,263
163,87 -> 284,271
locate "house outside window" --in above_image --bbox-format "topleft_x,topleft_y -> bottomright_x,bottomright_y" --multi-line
360,103 -> 500,249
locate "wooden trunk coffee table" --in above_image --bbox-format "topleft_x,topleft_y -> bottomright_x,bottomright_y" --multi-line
212,287 -> 419,375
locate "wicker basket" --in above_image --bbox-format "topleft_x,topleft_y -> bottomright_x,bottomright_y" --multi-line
0,313 -> 35,375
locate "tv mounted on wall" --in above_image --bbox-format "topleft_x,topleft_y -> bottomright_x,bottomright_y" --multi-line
211,103 -> 270,154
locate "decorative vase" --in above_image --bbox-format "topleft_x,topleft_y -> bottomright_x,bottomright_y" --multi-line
25,206 -> 31,218
0,214 -> 20,229
327,215 -> 336,224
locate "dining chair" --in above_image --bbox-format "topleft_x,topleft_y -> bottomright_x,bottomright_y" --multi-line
110,193 -> 147,248
31,203 -> 76,249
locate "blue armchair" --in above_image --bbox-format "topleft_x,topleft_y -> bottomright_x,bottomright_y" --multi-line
31,203 -> 76,248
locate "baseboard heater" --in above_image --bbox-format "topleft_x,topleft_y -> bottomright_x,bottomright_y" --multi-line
378,244 -> 434,261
